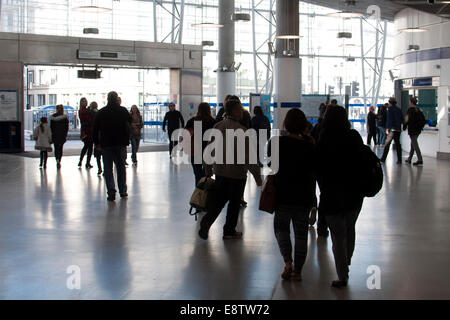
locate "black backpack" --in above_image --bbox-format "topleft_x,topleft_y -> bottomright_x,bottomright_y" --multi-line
358,144 -> 384,197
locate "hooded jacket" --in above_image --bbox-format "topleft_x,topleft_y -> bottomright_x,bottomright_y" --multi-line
50,113 -> 69,145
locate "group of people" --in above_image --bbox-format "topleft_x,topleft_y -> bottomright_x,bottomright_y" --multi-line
33,90 -> 428,289
190,96 -> 367,288
366,97 -> 427,165
33,94 -> 144,187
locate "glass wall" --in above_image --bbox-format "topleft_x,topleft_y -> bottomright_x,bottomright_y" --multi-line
0,0 -> 395,103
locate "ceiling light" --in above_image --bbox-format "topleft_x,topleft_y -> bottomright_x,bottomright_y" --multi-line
191,23 -> 224,28
83,28 -> 99,34
326,11 -> 364,18
337,32 -> 352,39
398,27 -> 428,33
275,35 -> 302,39
201,40 -> 214,46
231,13 -> 251,22
73,5 -> 112,13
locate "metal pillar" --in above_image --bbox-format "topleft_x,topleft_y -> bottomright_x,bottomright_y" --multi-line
360,16 -> 387,115
274,0 -> 302,129
217,0 -> 235,106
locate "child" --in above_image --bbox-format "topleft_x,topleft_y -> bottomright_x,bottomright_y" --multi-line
34,117 -> 52,169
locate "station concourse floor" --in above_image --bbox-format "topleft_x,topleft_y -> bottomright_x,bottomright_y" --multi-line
0,148 -> 449,300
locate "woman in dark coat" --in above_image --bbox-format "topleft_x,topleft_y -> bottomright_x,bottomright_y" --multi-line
185,102 -> 216,186
50,104 -> 69,169
316,105 -> 365,288
251,106 -> 271,166
78,97 -> 94,168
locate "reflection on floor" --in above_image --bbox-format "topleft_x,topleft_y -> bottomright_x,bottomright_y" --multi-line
0,147 -> 449,299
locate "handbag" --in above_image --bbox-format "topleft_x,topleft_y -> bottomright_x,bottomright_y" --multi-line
189,177 -> 215,220
259,175 -> 276,214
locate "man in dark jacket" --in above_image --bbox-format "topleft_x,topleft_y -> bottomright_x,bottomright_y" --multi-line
162,102 -> 184,157
380,97 -> 404,164
404,97 -> 426,166
93,91 -> 132,201
366,106 -> 377,146
50,104 -> 69,169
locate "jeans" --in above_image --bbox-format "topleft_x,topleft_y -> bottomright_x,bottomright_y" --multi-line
192,163 -> 205,187
130,137 -> 141,163
200,175 -> 246,236
102,146 -> 127,196
54,143 -> 64,162
381,130 -> 402,162
408,134 -> 423,162
378,126 -> 386,145
79,140 -> 93,165
274,205 -> 310,273
325,207 -> 361,281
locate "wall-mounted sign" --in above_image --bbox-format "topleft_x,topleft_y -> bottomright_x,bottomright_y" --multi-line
0,90 -> 17,121
401,77 -> 440,89
77,50 -> 137,62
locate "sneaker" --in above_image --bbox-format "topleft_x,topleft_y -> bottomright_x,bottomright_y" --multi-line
331,280 -> 348,288
97,169 -> 103,175
120,193 -> 128,199
85,164 -> 93,169
405,159 -> 412,164
413,161 -> 423,166
107,194 -> 115,201
78,161 -> 82,167
223,231 -> 243,240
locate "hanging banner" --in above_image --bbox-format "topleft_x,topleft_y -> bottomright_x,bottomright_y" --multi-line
0,90 -> 17,121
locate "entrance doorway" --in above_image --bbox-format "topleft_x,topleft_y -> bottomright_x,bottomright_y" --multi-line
24,65 -> 171,151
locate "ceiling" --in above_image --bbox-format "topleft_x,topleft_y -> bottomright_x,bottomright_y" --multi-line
301,0 -> 450,20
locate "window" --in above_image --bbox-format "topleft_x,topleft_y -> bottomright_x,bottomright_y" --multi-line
50,69 -> 57,85
27,95 -> 34,109
27,70 -> 34,86
39,70 -> 45,85
37,94 -> 46,106
62,94 -> 70,105
49,94 -> 57,105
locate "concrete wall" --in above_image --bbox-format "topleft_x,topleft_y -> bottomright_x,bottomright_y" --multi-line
394,8 -> 450,158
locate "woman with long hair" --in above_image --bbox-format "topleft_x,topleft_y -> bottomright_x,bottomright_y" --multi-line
50,104 -> 69,169
273,108 -> 316,281
185,102 -> 216,186
130,105 -> 143,165
316,105 -> 365,288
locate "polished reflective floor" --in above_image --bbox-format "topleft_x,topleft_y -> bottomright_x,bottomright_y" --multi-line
0,148 -> 449,300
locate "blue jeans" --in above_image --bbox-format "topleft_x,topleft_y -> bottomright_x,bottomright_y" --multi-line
130,137 -> 141,163
378,126 -> 386,145
102,146 -> 127,196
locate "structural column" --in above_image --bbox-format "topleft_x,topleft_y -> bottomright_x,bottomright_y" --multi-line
274,0 -> 302,129
217,0 -> 235,106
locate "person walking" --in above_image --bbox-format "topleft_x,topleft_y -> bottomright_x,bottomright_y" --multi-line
78,97 -> 95,169
130,105 -> 143,165
198,98 -> 262,240
215,95 -> 232,123
162,102 -> 184,158
50,104 -> 69,169
366,106 -> 377,146
377,103 -> 388,146
34,117 -> 52,169
316,105 -> 365,288
380,97 -> 404,164
184,102 -> 216,186
93,91 -> 132,201
251,106 -> 271,167
404,97 -> 426,166
89,102 -> 102,175
273,108 -> 316,282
